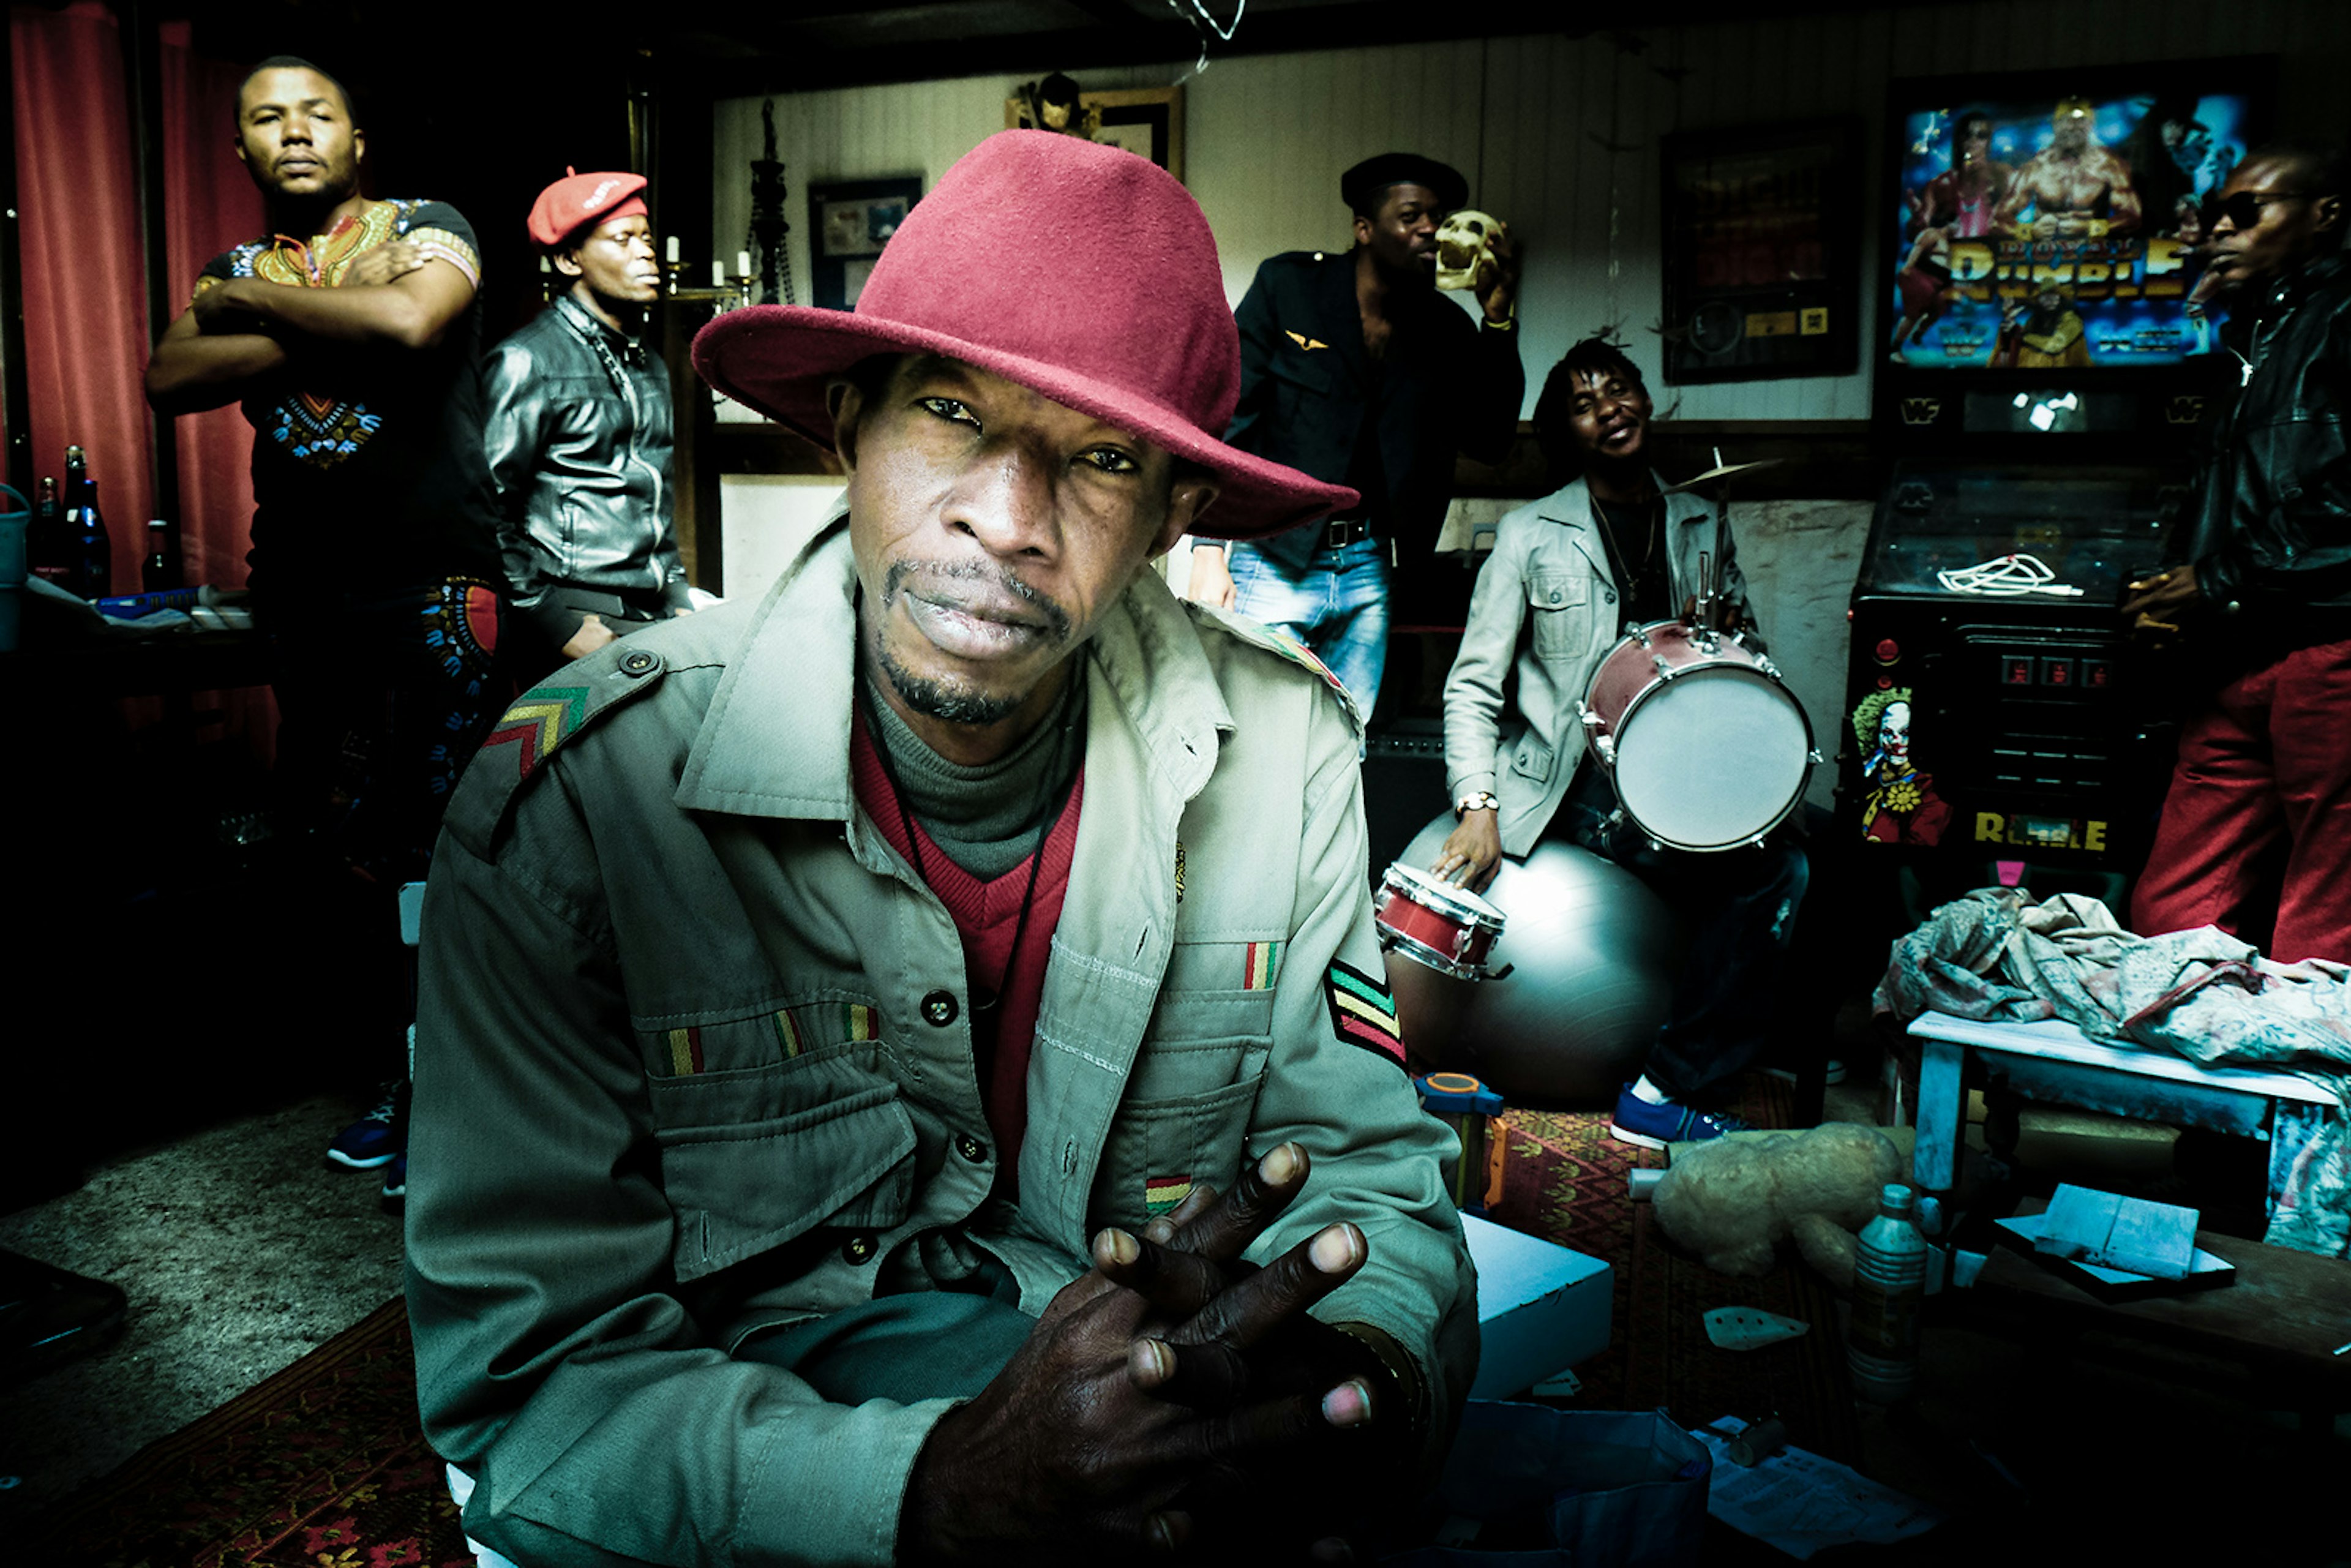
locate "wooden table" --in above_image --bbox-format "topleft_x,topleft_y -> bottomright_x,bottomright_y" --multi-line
1964,1206 -> 2351,1425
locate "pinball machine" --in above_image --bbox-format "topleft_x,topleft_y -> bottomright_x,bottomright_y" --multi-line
1840,58 -> 2271,917
1843,462 -> 2180,879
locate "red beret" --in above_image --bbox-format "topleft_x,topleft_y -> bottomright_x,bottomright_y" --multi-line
528,168 -> 650,249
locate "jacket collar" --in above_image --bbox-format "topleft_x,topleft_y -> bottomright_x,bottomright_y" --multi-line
675,498 -> 1229,822
2261,249 -> 2351,317
1535,471 -> 1699,527
553,290 -> 647,364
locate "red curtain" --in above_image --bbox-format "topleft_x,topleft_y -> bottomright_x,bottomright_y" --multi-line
159,18 -> 263,594
12,6 -> 277,756
11,1 -> 153,589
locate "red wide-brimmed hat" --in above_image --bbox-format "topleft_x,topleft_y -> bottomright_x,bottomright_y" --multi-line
692,131 -> 1356,540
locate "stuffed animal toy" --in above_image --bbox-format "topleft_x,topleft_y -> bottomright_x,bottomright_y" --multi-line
1649,1122 -> 1907,1289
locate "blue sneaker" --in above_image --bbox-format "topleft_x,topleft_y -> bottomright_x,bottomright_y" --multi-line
380,1152 -> 407,1212
1608,1085 -> 1753,1150
326,1084 -> 401,1170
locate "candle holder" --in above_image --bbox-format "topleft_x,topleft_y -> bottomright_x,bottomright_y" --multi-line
747,97 -> 795,306
662,261 -> 754,312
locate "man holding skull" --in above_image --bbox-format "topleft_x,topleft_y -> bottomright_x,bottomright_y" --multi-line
1188,152 -> 1524,718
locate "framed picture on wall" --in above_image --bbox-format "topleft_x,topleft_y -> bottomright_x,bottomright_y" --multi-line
1002,85 -> 1185,181
808,176 -> 924,310
1660,120 -> 1861,384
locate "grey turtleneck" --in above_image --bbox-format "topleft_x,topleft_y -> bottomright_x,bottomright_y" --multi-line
863,666 -> 1087,880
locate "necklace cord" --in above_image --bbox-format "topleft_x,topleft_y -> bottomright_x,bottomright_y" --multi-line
859,683 -> 1079,1013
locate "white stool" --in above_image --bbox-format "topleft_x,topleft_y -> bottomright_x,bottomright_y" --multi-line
1905,1010 -> 2336,1232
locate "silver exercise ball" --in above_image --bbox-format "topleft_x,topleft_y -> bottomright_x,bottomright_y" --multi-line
1385,812 -> 1678,1106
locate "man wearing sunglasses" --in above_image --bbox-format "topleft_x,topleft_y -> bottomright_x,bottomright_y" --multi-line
2123,142 -> 2350,964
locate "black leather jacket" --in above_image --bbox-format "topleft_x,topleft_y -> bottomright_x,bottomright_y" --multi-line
2189,250 -> 2351,650
1224,250 -> 1523,573
481,294 -> 688,649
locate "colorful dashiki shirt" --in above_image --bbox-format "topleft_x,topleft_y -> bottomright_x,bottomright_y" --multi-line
195,198 -> 481,473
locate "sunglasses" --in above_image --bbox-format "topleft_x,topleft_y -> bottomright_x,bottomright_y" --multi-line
2209,189 -> 2312,230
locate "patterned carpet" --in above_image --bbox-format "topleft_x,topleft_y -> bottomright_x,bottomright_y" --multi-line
23,1075 -> 1853,1564
1485,1075 -> 1860,1462
18,1296 -> 470,1568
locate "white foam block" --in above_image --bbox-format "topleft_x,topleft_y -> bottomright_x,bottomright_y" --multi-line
1461,1211 -> 1614,1398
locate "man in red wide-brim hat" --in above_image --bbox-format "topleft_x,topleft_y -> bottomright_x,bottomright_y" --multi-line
406,130 -> 1476,1565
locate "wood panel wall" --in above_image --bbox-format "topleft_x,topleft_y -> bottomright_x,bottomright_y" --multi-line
710,0 -> 2344,427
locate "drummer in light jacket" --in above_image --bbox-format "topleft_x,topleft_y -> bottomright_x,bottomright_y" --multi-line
1431,337 -> 1809,1150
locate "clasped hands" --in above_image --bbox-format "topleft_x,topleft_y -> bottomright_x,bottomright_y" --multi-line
900,1142 -> 1404,1564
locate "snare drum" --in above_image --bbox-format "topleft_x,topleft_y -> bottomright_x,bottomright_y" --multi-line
1577,620 -> 1815,852
1375,863 -> 1512,981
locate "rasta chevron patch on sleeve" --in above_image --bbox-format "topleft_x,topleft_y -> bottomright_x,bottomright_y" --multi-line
1325,960 -> 1405,1066
481,685 -> 590,782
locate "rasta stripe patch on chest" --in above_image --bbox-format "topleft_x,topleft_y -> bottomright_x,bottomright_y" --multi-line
1145,1174 -> 1194,1217
774,1002 -> 879,1059
664,1027 -> 707,1076
1243,942 -> 1281,989
1325,959 -> 1404,1066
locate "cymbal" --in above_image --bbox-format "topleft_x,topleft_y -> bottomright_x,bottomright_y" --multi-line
1662,459 -> 1783,494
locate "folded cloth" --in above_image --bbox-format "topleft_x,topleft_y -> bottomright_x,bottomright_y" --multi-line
1873,888 -> 2351,1260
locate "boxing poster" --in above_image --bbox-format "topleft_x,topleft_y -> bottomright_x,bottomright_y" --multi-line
1887,77 -> 2258,369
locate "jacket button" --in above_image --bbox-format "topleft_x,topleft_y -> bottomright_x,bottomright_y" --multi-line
1604,590 -> 1617,603
842,1232 -> 877,1265
1548,590 -> 1562,603
620,650 -> 659,677
956,1133 -> 988,1163
921,991 -> 958,1027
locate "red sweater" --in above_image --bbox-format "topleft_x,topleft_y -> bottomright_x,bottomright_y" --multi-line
849,718 -> 1082,1185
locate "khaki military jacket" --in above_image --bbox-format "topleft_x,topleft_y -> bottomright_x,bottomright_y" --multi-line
1443,476 -> 1753,855
405,513 -> 1477,1567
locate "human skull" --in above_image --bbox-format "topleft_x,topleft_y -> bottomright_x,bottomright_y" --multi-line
1434,209 -> 1502,292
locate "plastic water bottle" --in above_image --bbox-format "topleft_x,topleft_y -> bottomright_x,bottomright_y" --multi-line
1847,1182 -> 1927,1405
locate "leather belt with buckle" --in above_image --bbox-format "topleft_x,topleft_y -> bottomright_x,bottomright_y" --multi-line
1323,516 -> 1374,549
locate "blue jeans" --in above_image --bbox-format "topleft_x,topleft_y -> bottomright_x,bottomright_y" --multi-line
1228,538 -> 1391,717
1556,769 -> 1810,1101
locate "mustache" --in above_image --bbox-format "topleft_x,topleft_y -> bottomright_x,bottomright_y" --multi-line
883,558 -> 1073,642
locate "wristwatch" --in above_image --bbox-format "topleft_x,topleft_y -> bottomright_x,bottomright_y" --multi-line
1454,790 -> 1499,820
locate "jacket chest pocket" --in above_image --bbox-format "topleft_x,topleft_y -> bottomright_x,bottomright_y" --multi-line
1267,347 -> 1345,432
1087,1073 -> 1266,1237
1090,964 -> 1275,1234
645,1030 -> 917,1283
1528,569 -> 1595,663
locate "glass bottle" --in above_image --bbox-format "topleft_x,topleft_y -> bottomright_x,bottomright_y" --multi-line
30,476 -> 69,586
67,451 -> 112,600
1847,1182 -> 1927,1405
143,517 -> 184,593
